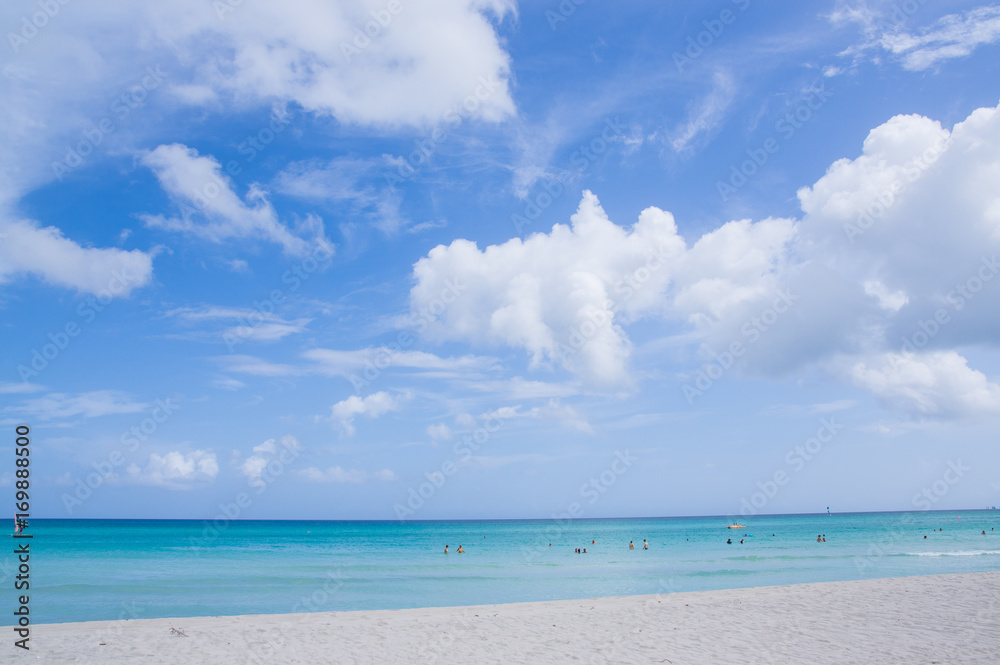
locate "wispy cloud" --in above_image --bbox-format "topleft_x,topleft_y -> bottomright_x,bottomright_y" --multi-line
670,71 -> 736,154
299,466 -> 396,483
882,5 -> 1000,70
6,391 -> 148,421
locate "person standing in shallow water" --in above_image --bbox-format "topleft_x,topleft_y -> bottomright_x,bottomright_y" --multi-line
444,545 -> 449,554
629,540 -> 634,550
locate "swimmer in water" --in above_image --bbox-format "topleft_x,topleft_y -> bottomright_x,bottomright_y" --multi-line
457,545 -> 464,553
444,545 -> 449,554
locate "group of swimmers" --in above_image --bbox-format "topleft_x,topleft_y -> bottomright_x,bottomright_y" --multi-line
443,544 -> 464,554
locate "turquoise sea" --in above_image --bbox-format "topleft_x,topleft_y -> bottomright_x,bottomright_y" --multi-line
7,511 -> 1000,625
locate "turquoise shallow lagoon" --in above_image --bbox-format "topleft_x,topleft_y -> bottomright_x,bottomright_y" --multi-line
10,510 -> 1000,624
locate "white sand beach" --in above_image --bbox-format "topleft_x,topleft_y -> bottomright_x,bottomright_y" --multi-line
16,571 -> 1000,664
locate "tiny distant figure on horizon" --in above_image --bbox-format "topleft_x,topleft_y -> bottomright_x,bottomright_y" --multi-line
643,539 -> 648,550
924,535 -> 928,539
457,545 -> 464,553
444,545 -> 449,554
727,538 -> 732,544
629,540 -> 635,550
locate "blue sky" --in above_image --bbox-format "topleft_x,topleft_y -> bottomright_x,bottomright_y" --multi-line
2,0 -> 999,520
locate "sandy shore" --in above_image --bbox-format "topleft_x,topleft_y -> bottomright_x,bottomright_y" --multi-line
12,572 -> 999,664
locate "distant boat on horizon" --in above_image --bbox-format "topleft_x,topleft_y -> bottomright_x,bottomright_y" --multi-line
727,522 -> 745,529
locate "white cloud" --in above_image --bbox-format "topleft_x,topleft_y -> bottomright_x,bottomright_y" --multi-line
8,391 -> 148,420
144,0 -> 516,127
478,399 -> 593,434
304,347 -> 499,378
411,101 -> 1000,419
880,6 -> 1000,71
0,382 -> 44,394
427,423 -> 453,441
141,143 -> 331,256
167,306 -> 311,345
299,466 -> 396,483
830,3 -> 1000,72
864,280 -> 909,312
274,157 -> 409,234
330,391 -> 403,435
849,351 -> 1000,418
212,377 -> 245,391
126,450 -> 219,489
670,70 -> 736,154
409,189 -> 789,387
0,218 -> 154,296
238,435 -> 302,483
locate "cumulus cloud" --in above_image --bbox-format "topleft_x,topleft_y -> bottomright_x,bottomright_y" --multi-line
141,143 -> 331,256
238,435 -> 302,483
849,351 -> 1000,418
0,218 -> 154,296
126,450 -> 219,489
330,391 -> 404,435
410,102 -> 1000,419
409,189 -> 790,387
299,466 -> 397,483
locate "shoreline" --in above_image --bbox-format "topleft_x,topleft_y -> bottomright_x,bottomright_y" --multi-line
17,571 -> 1000,663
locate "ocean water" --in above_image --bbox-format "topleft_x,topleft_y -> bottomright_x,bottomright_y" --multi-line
7,510 -> 1000,625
